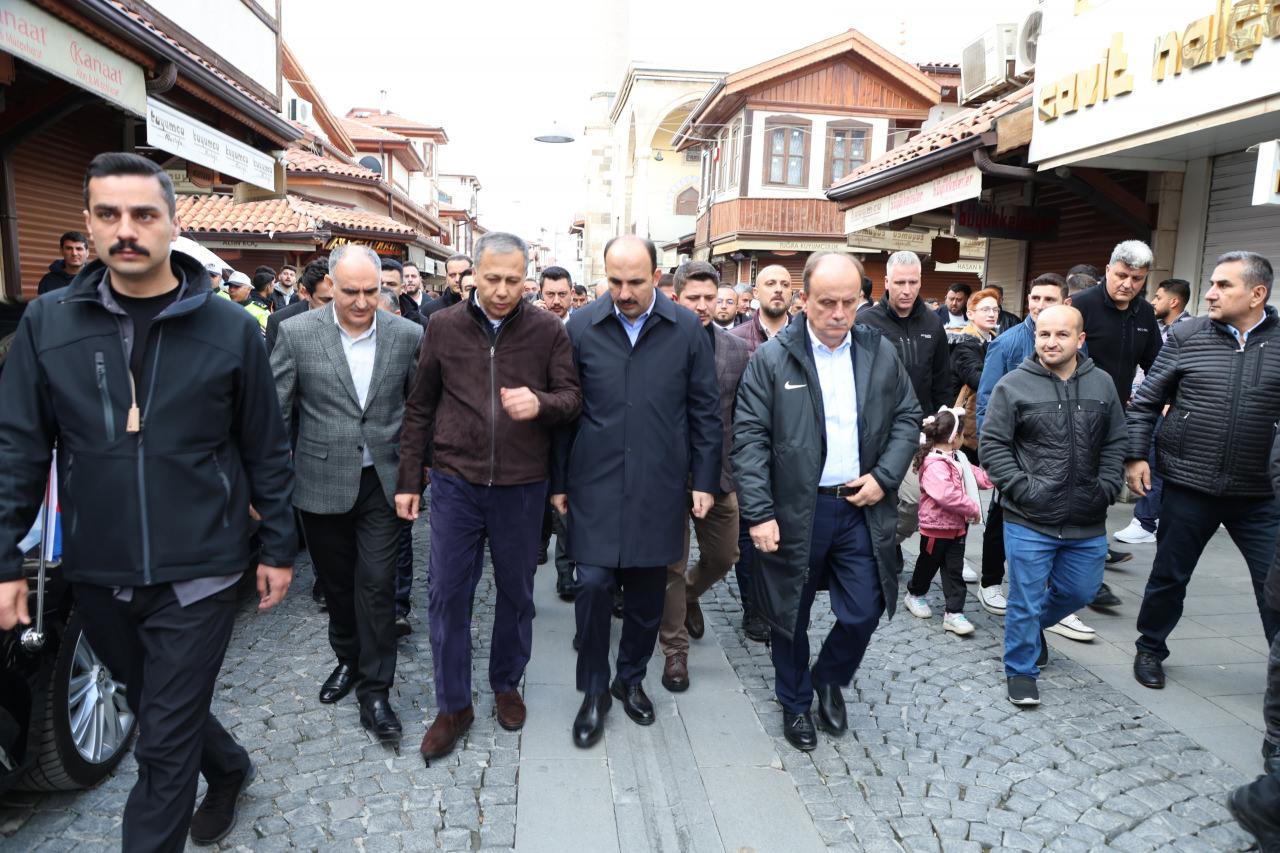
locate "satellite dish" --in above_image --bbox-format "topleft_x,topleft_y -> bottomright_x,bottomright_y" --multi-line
1016,9 -> 1042,76
359,155 -> 383,174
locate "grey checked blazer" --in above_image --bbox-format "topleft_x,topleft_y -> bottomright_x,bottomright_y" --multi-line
271,306 -> 422,514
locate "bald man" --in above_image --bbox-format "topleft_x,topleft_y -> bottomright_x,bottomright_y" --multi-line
731,264 -> 792,354
980,305 -> 1126,708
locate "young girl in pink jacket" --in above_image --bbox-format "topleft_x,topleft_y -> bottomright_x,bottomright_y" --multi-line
903,408 -> 993,635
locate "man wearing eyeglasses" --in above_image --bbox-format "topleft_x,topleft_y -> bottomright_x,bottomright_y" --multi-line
712,285 -> 738,330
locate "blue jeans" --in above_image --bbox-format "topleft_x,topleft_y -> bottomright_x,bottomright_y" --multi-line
1003,522 -> 1107,678
1133,415 -> 1164,532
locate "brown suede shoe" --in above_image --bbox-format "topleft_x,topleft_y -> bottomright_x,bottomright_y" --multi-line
420,706 -> 474,764
495,690 -> 527,731
661,653 -> 690,693
684,599 -> 705,639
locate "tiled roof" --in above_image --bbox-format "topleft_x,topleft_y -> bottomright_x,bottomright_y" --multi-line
284,148 -> 380,180
338,117 -> 411,143
346,109 -> 445,134
177,194 -> 417,238
832,84 -> 1032,188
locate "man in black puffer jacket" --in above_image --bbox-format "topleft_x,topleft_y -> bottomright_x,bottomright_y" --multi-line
1128,251 -> 1280,690
981,305 -> 1126,708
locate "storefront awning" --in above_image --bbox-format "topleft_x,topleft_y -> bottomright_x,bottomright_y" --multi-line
841,166 -> 983,232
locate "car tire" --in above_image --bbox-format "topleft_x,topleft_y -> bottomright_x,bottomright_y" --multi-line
18,609 -> 136,790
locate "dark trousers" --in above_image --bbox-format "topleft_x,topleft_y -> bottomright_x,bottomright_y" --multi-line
735,516 -> 756,610
1267,630 -> 1280,749
541,504 -> 574,581
395,521 -> 414,617
907,533 -> 968,613
1136,483 -> 1280,660
1132,416 -> 1164,532
981,498 -> 1006,588
575,563 -> 666,693
300,466 -> 401,701
771,495 -> 884,714
428,471 -> 545,713
74,583 -> 248,853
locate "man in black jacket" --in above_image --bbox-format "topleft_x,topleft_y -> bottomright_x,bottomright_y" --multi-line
36,230 -> 89,294
733,252 -> 920,750
1128,251 -> 1280,689
266,258 -> 332,354
420,253 -> 472,323
981,305 -> 1126,708
0,153 -> 296,851
857,250 -> 949,544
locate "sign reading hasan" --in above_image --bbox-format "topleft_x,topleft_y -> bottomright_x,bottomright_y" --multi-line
842,166 -> 983,233
1030,0 -> 1280,166
0,0 -> 146,114
146,99 -> 276,192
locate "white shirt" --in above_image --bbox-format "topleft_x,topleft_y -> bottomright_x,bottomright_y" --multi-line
335,306 -> 377,466
807,322 -> 860,487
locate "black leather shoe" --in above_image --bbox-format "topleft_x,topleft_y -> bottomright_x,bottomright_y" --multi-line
1264,738 -> 1280,776
311,581 -> 326,611
572,692 -> 612,749
610,677 -> 655,726
1133,652 -> 1165,688
783,711 -> 817,751
742,610 -> 770,643
189,761 -> 255,845
1090,583 -> 1122,610
395,615 -> 412,638
1105,548 -> 1132,565
359,697 -> 403,741
813,676 -> 847,736
1037,630 -> 1049,668
319,663 -> 355,704
556,572 -> 576,602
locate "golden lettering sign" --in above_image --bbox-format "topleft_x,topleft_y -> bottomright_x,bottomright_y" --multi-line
1038,33 -> 1133,121
1152,0 -> 1280,82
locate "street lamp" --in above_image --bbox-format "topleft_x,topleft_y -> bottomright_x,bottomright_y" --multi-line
534,121 -> 574,143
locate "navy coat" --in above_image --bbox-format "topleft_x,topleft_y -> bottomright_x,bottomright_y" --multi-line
552,291 -> 721,568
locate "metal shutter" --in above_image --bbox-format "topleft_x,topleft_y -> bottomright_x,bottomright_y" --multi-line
1201,152 -> 1280,309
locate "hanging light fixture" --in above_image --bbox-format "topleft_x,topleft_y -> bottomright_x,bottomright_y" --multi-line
534,121 -> 575,144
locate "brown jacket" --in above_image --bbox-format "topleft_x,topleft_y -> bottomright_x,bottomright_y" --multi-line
397,298 -> 581,491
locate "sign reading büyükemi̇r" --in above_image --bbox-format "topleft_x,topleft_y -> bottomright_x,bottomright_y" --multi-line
0,0 -> 147,114
146,99 -> 276,192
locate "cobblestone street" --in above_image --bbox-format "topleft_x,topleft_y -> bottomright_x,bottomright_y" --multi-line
0,508 -> 1265,851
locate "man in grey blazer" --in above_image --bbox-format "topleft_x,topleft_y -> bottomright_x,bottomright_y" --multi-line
272,243 -> 423,741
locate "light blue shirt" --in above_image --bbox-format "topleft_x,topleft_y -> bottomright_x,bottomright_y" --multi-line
1227,314 -> 1266,350
808,322 -> 860,487
613,293 -> 656,346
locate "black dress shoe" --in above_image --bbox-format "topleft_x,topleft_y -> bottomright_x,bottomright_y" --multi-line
1105,548 -> 1132,565
610,677 -> 655,726
556,573 -> 576,602
1133,652 -> 1165,688
1090,583 -> 1122,610
783,711 -> 817,751
359,697 -> 403,741
189,761 -> 255,845
395,615 -> 412,638
572,692 -> 612,748
813,676 -> 847,736
319,663 -> 355,704
742,610 -> 770,643
311,582 -> 326,611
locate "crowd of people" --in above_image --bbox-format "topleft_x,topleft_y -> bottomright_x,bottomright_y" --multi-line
0,152 -> 1277,850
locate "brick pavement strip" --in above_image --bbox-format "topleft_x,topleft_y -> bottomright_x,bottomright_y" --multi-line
0,518 -> 1264,851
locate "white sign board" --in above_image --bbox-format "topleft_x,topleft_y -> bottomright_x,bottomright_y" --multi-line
0,0 -> 147,114
846,227 -> 986,258
1255,140 -> 1280,205
843,166 -> 983,232
146,99 -> 276,191
1030,0 -> 1280,166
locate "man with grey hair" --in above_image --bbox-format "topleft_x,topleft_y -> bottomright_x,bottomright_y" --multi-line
1128,251 -> 1280,692
272,242 -> 424,742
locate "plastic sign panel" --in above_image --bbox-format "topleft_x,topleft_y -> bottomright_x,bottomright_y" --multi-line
146,99 -> 276,191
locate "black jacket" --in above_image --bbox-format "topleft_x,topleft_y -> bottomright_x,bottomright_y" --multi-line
858,295 -> 951,413
36,260 -> 76,295
420,287 -> 462,323
1126,308 -> 1280,498
398,292 -> 423,325
732,319 -> 920,636
1071,282 -> 1162,404
0,254 -> 296,585
980,355 -> 1127,539
1269,433 -> 1280,611
265,298 -> 310,354
552,291 -> 721,568
951,331 -> 991,392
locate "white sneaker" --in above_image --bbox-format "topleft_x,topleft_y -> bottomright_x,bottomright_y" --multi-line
1046,613 -> 1096,642
943,612 -> 975,635
962,563 -> 979,583
978,585 -> 1007,616
903,594 -> 932,618
1114,518 -> 1156,544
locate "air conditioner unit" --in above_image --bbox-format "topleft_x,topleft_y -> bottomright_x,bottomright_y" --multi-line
959,24 -> 1018,105
286,97 -> 313,126
1015,9 -> 1043,79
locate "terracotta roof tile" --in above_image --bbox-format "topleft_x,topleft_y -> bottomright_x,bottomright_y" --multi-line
338,117 -> 411,143
177,194 -> 417,238
831,84 -> 1032,188
284,148 -> 380,180
345,109 -> 444,134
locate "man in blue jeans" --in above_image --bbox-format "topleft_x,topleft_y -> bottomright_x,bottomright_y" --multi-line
980,305 -> 1126,707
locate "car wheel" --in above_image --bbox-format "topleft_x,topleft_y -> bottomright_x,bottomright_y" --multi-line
18,609 -> 136,790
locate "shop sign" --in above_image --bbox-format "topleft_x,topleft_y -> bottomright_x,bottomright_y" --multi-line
0,0 -> 146,114
846,227 -> 986,258
146,99 -> 276,192
953,201 -> 1061,240
1031,0 -> 1280,166
324,236 -> 404,256
728,238 -> 849,253
934,259 -> 986,275
843,166 -> 983,232
1255,139 -> 1280,204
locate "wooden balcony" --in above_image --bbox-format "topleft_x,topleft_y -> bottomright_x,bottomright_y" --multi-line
695,197 -> 845,247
